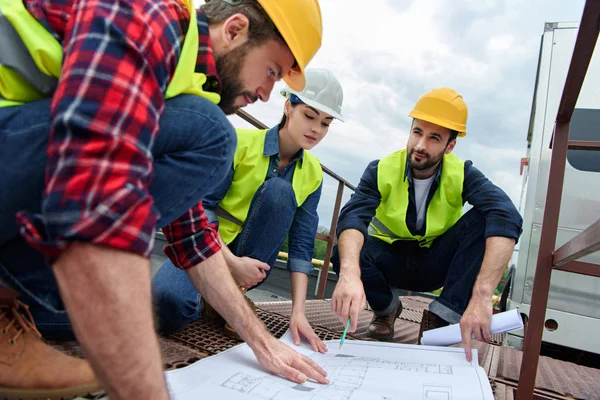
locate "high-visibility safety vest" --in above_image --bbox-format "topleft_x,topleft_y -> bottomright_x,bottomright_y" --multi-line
217,128 -> 323,244
368,149 -> 464,248
0,0 -> 220,107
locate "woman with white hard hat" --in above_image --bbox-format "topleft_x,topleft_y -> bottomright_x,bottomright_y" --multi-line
152,68 -> 344,352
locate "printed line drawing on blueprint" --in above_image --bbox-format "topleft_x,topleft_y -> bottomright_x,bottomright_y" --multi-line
221,372 -> 287,400
321,353 -> 453,376
220,371 -> 357,400
219,353 -> 455,400
220,370 -> 358,400
423,384 -> 453,400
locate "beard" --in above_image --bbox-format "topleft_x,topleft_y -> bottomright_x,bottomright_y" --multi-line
215,43 -> 257,115
408,147 -> 444,171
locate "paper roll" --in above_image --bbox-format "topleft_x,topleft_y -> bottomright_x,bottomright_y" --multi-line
421,308 -> 523,346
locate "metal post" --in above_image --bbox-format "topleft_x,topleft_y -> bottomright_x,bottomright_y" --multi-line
516,122 -> 570,399
516,2 -> 600,396
316,181 -> 345,299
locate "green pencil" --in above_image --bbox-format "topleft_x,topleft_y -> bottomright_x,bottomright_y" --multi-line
339,318 -> 351,349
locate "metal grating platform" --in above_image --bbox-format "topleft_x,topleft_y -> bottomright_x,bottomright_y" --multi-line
48,336 -> 206,370
497,346 -> 600,400
168,308 -> 352,359
257,299 -> 424,345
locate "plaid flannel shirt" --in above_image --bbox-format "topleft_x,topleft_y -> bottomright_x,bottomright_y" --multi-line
17,0 -> 222,269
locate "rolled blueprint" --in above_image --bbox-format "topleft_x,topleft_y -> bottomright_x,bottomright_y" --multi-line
421,308 -> 523,346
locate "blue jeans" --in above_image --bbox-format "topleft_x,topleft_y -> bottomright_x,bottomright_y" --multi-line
152,177 -> 297,333
331,209 -> 487,324
0,95 -> 236,340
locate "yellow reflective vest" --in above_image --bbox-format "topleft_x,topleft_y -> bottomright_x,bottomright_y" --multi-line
368,149 -> 464,247
217,128 -> 323,244
0,0 -> 220,107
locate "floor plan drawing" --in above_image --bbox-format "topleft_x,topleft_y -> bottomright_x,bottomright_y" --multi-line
165,329 -> 494,400
221,372 -> 288,400
423,384 -> 453,400
322,353 -> 453,375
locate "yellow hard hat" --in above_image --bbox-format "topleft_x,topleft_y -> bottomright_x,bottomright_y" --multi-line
408,88 -> 468,137
257,0 -> 323,91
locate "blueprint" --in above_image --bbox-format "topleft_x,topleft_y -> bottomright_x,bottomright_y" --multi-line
165,330 -> 493,400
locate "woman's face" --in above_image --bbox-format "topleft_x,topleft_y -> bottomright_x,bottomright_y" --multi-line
284,100 -> 334,150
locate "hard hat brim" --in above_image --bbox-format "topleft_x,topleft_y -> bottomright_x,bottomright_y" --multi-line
258,0 -> 322,93
280,90 -> 345,121
408,110 -> 466,137
283,70 -> 306,92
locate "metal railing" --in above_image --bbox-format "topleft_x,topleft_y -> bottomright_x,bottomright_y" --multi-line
236,110 -> 356,299
516,1 -> 600,398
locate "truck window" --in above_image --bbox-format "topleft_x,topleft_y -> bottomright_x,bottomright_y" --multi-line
567,108 -> 600,173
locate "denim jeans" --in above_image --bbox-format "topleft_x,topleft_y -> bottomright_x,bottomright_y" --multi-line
331,208 -> 487,324
0,95 -> 236,340
152,177 -> 297,333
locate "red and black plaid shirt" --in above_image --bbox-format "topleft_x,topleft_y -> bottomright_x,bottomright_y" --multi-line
17,0 -> 222,269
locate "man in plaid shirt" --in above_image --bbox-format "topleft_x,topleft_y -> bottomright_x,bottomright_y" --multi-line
0,0 -> 327,398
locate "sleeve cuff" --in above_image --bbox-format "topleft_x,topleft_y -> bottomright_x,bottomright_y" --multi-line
16,182 -> 157,262
336,218 -> 369,240
287,257 -> 315,275
484,218 -> 523,244
163,225 -> 222,269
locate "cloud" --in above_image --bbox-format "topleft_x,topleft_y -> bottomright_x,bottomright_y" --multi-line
218,0 -> 585,227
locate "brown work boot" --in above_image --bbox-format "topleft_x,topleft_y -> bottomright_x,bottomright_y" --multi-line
367,300 -> 403,341
223,288 -> 256,341
0,287 -> 101,399
418,309 -> 450,344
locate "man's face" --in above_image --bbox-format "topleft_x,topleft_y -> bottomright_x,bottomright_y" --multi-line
216,38 -> 295,115
406,119 -> 456,172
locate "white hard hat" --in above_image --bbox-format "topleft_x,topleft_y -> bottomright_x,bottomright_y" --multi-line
280,68 -> 345,122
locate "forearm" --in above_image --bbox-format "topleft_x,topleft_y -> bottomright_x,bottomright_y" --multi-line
472,236 -> 516,298
52,242 -> 168,400
337,229 -> 365,277
290,272 -> 309,314
185,250 -> 270,348
217,233 -> 238,268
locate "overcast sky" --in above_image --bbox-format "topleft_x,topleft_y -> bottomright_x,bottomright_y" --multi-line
205,0 -> 587,228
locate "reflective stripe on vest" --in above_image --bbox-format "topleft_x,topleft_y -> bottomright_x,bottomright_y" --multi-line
368,149 -> 464,248
217,128 -> 323,245
0,0 -> 220,107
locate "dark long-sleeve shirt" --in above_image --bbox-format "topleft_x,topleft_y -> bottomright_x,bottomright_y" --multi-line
336,157 -> 523,243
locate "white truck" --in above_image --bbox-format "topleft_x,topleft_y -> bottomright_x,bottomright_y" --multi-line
506,21 -> 600,355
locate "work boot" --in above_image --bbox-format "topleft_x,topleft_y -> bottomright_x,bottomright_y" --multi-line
0,287 -> 101,400
224,288 -> 256,341
418,309 -> 450,344
367,300 -> 403,341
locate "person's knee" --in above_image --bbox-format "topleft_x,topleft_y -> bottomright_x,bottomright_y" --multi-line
151,262 -> 198,333
216,118 -> 237,173
165,94 -> 237,176
260,178 -> 295,207
152,288 -> 194,334
359,244 -> 377,272
263,177 -> 294,195
330,236 -> 379,274
152,279 -> 184,318
192,97 -> 237,175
